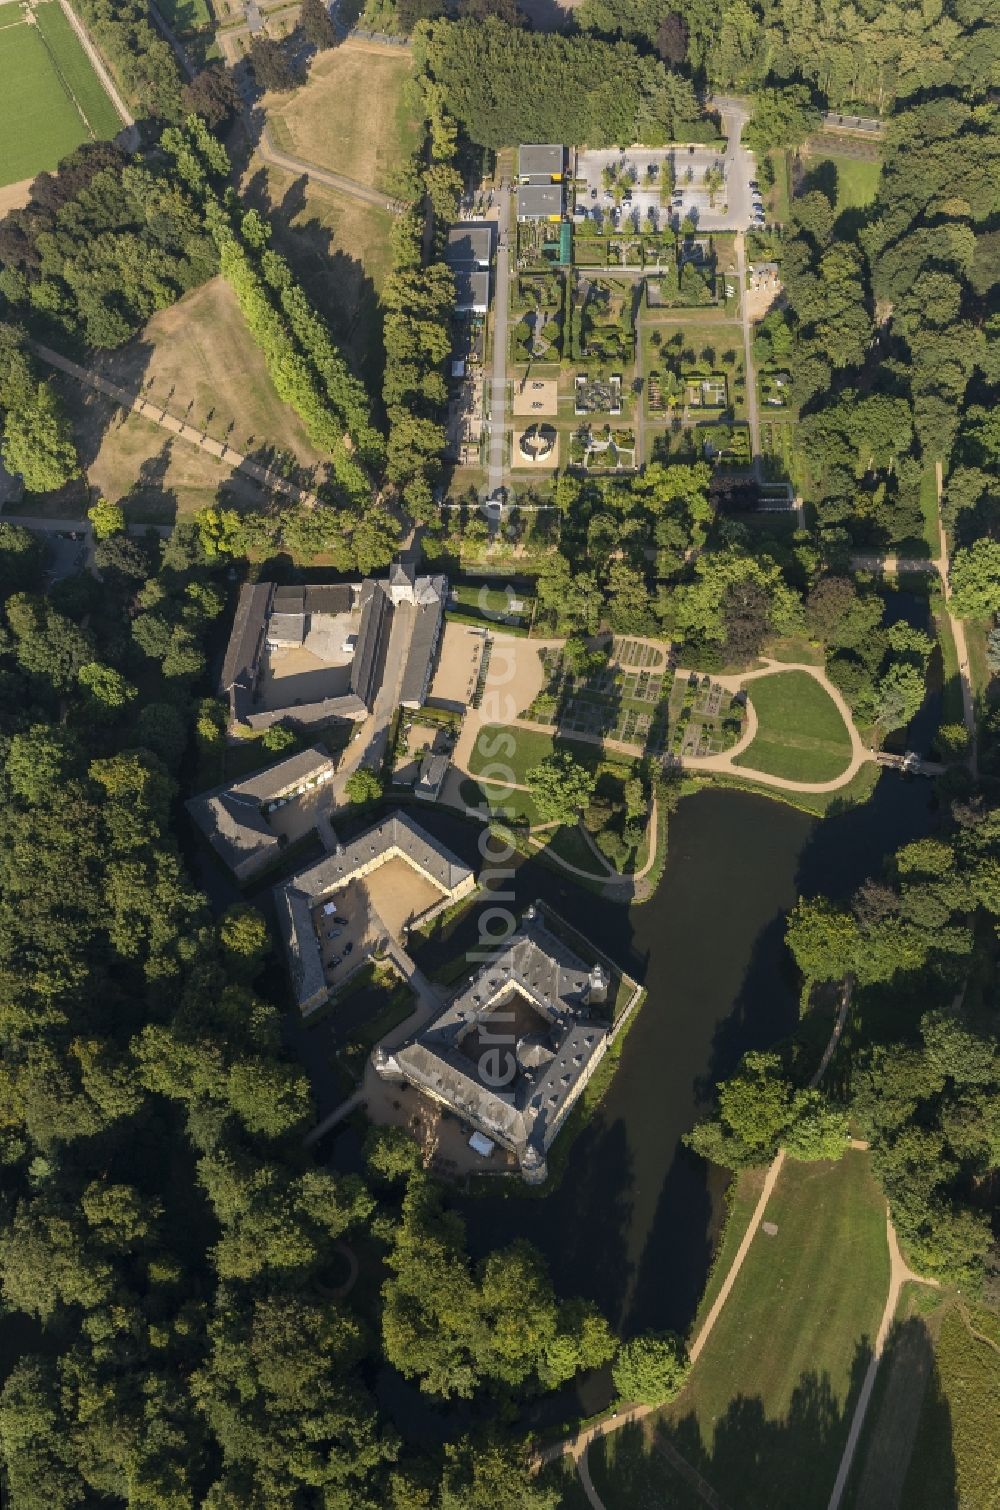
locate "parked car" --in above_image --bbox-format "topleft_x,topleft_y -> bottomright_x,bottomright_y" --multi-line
326,928 -> 342,940
748,179 -> 759,189
591,187 -> 598,198
646,205 -> 657,220
330,955 -> 342,968
343,942 -> 354,957
622,189 -> 633,202
332,915 -> 348,925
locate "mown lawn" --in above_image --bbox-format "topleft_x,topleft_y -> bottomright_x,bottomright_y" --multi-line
0,14 -> 95,185
831,154 -> 881,209
590,1151 -> 889,1510
467,722 -> 606,785
734,670 -> 854,782
33,1 -> 121,140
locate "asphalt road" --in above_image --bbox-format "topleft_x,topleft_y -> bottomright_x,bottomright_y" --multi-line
487,181 -> 512,496
711,94 -> 756,230
735,230 -> 761,472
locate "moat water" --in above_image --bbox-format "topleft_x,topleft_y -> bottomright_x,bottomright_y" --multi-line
335,773 -> 941,1431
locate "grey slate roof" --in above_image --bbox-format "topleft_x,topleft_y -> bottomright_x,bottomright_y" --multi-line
306,584 -> 354,614
398,575 -> 446,707
350,580 -> 392,708
186,747 -> 335,877
393,918 -> 608,1158
220,581 -> 273,695
275,810 -> 473,1011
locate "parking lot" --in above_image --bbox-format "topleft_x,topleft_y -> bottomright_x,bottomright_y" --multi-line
575,146 -> 765,233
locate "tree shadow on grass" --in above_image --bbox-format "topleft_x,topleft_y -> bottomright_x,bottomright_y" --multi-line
588,1343 -> 958,1510
242,166 -> 385,399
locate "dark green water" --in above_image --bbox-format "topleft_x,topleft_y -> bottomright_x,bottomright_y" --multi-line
409,777 -> 937,1334
326,778 -> 938,1432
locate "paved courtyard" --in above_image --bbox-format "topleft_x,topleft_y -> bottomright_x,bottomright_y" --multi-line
428,621 -> 484,709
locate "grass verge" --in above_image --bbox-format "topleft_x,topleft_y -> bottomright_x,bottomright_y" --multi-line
695,761 -> 881,818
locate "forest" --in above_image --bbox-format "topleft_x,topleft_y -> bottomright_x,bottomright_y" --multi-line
0,0 -> 997,1496
0,516 -> 645,1507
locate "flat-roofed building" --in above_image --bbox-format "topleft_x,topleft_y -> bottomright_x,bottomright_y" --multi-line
516,183 -> 563,221
518,144 -> 564,182
453,269 -> 490,314
445,223 -> 493,268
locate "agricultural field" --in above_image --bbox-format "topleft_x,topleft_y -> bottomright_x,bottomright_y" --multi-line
589,1152 -> 890,1510
264,38 -> 420,193
735,670 -> 854,782
0,0 -> 121,187
56,276 -> 332,521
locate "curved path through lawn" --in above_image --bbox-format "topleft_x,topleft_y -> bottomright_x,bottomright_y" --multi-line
677,659 -> 869,794
827,1218 -> 939,1510
545,980 -> 855,1505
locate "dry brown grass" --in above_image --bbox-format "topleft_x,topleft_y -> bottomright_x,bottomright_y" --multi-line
0,177 -> 32,216
242,158 -> 394,391
264,39 -> 419,192
58,276 -> 333,520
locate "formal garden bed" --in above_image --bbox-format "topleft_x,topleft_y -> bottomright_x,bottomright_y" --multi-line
519,642 -> 673,755
668,673 -> 747,757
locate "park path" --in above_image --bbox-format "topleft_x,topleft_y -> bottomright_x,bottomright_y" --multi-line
215,27 -> 405,213
505,659 -> 869,797
50,0 -> 138,149
33,341 -> 324,509
734,229 -> 761,475
550,979 -> 854,1505
676,658 -> 871,793
487,171 -> 513,495
148,0 -> 195,79
827,1217 -> 940,1510
850,462 -> 977,773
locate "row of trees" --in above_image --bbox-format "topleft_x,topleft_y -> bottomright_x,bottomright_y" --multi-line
380,80 -> 459,514
73,0 -> 184,121
161,117 -> 382,506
